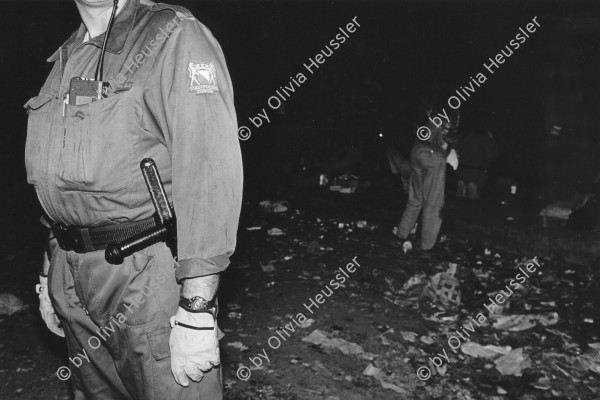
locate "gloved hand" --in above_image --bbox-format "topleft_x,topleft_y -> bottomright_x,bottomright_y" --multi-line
169,307 -> 220,386
446,149 -> 459,170
37,275 -> 65,337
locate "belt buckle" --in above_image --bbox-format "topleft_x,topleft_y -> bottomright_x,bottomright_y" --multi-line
53,223 -> 71,251
53,223 -> 86,253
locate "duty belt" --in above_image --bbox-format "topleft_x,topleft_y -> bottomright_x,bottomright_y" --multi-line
52,217 -> 157,253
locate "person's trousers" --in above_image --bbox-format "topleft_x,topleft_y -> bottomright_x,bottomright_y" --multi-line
397,145 -> 446,250
47,240 -> 223,400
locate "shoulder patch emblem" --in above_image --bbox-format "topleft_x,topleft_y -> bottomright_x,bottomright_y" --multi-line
188,62 -> 218,94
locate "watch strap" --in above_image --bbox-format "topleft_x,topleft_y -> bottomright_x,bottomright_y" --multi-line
179,296 -> 216,312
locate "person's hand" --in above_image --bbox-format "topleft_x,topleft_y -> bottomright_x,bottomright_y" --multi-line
447,149 -> 459,170
169,307 -> 220,386
37,275 -> 65,337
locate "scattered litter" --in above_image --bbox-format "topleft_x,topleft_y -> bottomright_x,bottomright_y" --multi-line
327,174 -> 359,194
579,350 -> 600,374
228,312 -> 242,320
420,336 -> 434,345
283,255 -> 294,261
259,200 -> 288,213
306,240 -> 323,254
227,341 -> 248,351
422,264 -> 461,310
267,228 -> 284,236
302,329 -> 376,360
0,294 -> 28,316
402,241 -> 412,254
400,331 -> 418,342
384,277 -> 396,293
299,318 -> 315,329
492,312 -> 559,331
356,220 -> 376,230
245,226 -> 262,231
461,343 -> 512,359
362,364 -> 410,394
540,203 -> 572,220
532,375 -> 553,390
434,363 -> 447,377
494,348 -> 531,376
588,343 -> 600,351
261,262 -> 276,273
379,379 -> 409,394
401,275 -> 425,292
362,363 -> 381,376
398,274 -> 428,300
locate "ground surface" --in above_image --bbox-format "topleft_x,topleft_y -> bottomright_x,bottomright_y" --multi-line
1,182 -> 599,400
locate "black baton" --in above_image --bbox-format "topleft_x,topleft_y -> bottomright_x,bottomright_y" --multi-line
105,158 -> 177,264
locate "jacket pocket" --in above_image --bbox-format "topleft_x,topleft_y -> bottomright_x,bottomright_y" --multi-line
117,249 -> 161,327
25,89 -> 57,185
148,326 -> 171,361
58,88 -> 136,196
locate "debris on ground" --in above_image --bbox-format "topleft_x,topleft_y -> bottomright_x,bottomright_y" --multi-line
356,220 -> 376,230
400,331 -> 418,342
299,318 -> 315,329
261,261 -> 276,273
328,174 -> 360,194
267,227 -> 284,236
306,239 -> 323,254
494,348 -> 532,376
0,293 -> 28,316
422,263 -> 461,310
302,329 -> 376,360
461,343 -> 512,359
259,200 -> 289,213
492,312 -> 559,331
227,341 -> 249,351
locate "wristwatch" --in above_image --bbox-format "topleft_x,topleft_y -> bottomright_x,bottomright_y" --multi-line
179,295 -> 215,313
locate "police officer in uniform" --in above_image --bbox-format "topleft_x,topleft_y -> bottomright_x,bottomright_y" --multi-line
27,0 -> 243,399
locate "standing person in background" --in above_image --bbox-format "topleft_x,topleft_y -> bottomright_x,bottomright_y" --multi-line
395,107 -> 458,251
456,126 -> 499,199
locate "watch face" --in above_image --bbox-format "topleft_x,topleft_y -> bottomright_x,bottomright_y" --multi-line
190,297 -> 207,310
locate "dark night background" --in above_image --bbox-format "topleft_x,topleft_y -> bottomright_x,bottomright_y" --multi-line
3,0 -> 600,196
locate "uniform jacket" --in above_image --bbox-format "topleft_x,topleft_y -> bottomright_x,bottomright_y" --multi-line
25,0 -> 243,280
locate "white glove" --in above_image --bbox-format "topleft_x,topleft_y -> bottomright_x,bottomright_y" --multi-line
37,275 -> 64,337
447,149 -> 459,170
169,307 -> 220,387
